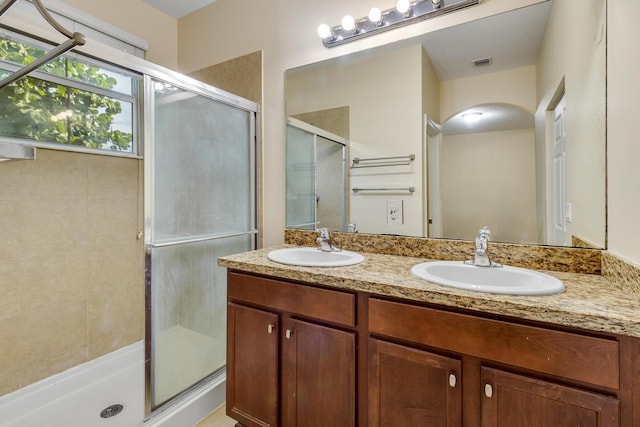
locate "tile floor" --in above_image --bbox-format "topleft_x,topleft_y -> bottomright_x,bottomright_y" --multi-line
195,404 -> 237,427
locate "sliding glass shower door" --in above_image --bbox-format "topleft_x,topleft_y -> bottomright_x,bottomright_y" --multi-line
145,76 -> 257,412
286,118 -> 347,231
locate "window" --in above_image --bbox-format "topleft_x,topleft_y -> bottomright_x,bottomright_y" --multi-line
0,31 -> 141,154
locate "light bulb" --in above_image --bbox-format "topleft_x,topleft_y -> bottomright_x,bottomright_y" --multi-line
317,24 -> 332,39
341,15 -> 356,31
368,7 -> 383,24
396,0 -> 411,15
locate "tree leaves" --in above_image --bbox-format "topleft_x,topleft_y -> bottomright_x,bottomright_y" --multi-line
0,38 -> 133,151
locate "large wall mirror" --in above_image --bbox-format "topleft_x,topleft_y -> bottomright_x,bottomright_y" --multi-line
285,0 -> 606,248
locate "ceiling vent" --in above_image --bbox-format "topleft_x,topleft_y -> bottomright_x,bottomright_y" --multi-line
472,57 -> 493,67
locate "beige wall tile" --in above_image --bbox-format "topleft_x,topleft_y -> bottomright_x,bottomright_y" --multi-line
20,348 -> 88,386
0,259 -> 20,320
0,367 -> 21,396
20,301 -> 87,368
0,201 -> 20,260
189,51 -> 262,104
0,160 -> 23,201
19,251 -> 88,312
0,148 -> 145,397
88,243 -> 143,298
87,199 -> 139,247
19,199 -> 89,257
88,291 -> 143,359
0,317 -> 20,394
87,155 -> 140,201
19,150 -> 88,201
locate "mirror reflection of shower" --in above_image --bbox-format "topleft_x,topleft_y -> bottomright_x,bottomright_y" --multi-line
286,117 -> 347,231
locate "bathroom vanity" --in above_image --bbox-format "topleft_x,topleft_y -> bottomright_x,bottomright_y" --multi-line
219,246 -> 640,427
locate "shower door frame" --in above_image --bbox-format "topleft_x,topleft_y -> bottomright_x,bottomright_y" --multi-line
142,73 -> 259,419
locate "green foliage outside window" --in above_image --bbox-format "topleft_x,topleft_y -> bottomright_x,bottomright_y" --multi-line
0,39 -> 134,152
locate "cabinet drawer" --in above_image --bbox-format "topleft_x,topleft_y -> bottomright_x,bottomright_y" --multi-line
228,271 -> 356,327
369,298 -> 619,389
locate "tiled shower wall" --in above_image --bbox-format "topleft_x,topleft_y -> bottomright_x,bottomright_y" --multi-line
0,148 -> 144,396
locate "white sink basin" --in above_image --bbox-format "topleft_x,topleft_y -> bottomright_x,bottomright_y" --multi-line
267,247 -> 365,267
411,261 -> 564,296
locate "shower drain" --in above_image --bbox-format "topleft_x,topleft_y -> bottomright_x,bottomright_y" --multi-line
100,404 -> 124,419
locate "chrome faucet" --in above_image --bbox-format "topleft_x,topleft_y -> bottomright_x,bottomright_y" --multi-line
465,226 -> 502,267
316,228 -> 340,252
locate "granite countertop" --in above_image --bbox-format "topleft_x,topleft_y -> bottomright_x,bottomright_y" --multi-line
219,245 -> 640,338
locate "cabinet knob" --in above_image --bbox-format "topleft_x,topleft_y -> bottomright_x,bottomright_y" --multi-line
484,384 -> 493,398
285,329 -> 294,339
268,324 -> 275,334
448,374 -> 457,388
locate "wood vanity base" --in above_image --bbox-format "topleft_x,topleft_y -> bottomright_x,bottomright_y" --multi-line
225,271 -> 640,427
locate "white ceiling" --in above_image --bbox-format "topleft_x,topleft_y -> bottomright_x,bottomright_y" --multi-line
421,1 -> 552,80
143,0 -> 217,19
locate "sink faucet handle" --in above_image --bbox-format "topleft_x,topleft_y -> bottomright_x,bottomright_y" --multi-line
479,226 -> 491,240
317,227 -> 330,239
475,227 -> 491,253
316,228 -> 339,252
465,226 -> 501,267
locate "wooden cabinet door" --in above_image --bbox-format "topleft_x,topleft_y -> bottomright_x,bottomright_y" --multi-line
282,318 -> 356,427
227,303 -> 279,427
368,338 -> 462,427
482,367 -> 620,427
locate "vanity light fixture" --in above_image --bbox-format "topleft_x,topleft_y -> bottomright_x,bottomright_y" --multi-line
317,0 -> 480,48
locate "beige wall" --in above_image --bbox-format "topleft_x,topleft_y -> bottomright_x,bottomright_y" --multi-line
4,0 -> 178,69
0,150 -> 143,396
61,0 -> 178,69
608,1 -> 640,263
536,0 -> 606,248
441,129 -> 537,243
440,66 -> 537,120
422,49 -> 441,123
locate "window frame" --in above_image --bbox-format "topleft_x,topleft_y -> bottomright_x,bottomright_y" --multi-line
0,29 -> 143,158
